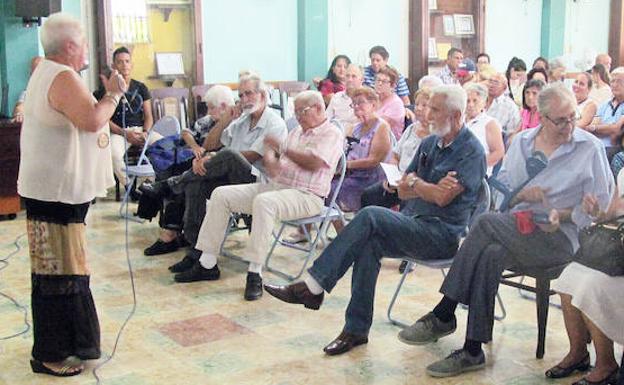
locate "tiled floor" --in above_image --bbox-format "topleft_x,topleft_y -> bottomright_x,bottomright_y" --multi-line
0,199 -> 621,384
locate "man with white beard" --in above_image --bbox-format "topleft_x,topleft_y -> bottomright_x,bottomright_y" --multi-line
140,73 -> 287,274
264,85 -> 487,356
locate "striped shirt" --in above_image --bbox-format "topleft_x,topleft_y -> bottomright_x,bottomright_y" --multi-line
275,120 -> 344,197
363,65 -> 410,98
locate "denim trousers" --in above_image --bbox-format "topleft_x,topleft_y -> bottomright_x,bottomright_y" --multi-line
308,206 -> 458,336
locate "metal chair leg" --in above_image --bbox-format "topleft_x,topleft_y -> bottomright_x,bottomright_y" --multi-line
119,176 -> 143,223
535,277 -> 550,359
387,261 -> 415,328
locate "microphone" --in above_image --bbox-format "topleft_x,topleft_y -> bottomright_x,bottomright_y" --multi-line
489,150 -> 549,212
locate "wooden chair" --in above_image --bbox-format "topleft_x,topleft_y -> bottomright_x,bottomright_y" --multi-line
191,84 -> 214,125
277,81 -> 309,97
151,88 -> 190,130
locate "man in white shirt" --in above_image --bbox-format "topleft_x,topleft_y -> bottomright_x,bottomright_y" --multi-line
326,64 -> 363,130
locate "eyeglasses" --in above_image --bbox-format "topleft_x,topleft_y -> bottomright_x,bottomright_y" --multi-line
294,105 -> 313,116
545,114 -> 580,129
375,78 -> 391,84
349,100 -> 370,108
611,78 -> 624,86
238,89 -> 258,99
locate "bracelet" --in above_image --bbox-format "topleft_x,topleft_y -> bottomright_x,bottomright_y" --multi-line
104,92 -> 120,106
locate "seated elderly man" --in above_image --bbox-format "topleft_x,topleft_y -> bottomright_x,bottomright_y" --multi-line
325,63 -> 363,130
588,67 -> 624,160
142,84 -> 236,256
399,84 -> 613,378
264,85 -> 487,356
595,53 -> 612,73
175,90 -> 343,301
486,73 -> 521,138
140,74 -> 287,273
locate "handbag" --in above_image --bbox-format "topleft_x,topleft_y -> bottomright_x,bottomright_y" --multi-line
146,135 -> 194,173
574,216 -> 624,276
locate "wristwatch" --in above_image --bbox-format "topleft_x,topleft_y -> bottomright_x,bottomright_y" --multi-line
407,176 -> 418,188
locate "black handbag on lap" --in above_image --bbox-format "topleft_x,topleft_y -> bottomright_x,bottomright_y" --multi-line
574,217 -> 624,276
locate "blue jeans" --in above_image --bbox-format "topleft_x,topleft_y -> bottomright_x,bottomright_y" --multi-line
307,206 -> 458,336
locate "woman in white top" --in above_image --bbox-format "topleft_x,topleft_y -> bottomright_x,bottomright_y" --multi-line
392,88 -> 431,172
17,13 -> 125,377
547,174 -> 623,385
573,72 -> 598,130
589,64 -> 613,106
464,83 -> 505,175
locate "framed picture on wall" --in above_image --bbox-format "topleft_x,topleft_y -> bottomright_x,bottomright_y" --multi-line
442,15 -> 455,35
155,52 -> 185,76
428,37 -> 438,59
453,14 -> 475,35
428,0 -> 437,10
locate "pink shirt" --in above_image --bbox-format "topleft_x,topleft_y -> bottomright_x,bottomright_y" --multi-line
520,108 -> 540,131
275,120 -> 344,197
377,93 -> 406,139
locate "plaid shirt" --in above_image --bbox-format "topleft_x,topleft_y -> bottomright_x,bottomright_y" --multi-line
486,94 -> 521,135
274,120 -> 344,197
436,65 -> 459,85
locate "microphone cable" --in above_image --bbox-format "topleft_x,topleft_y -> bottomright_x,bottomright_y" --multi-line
92,81 -> 143,385
0,232 -> 30,341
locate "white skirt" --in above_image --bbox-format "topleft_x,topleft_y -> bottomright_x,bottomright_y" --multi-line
552,262 -> 624,345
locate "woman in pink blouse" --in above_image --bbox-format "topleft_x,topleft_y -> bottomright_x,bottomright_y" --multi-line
374,66 -> 406,139
318,55 -> 351,106
518,79 -> 545,131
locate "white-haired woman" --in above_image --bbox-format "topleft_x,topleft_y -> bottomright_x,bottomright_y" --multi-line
464,83 -> 504,175
17,13 -> 126,377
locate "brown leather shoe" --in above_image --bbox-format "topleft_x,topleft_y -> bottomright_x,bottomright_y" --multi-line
263,281 -> 324,310
323,330 -> 368,356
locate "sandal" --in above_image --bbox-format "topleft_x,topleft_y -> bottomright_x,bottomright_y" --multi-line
30,359 -> 83,377
572,366 -> 620,385
545,353 -> 591,379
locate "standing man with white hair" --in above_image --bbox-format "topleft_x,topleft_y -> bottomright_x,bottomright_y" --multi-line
181,90 -> 343,301
400,84 -> 613,378
264,85 -> 487,356
18,13 -> 125,377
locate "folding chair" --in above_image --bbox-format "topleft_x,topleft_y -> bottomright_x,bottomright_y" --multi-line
386,179 -> 507,328
151,88 -> 190,130
119,116 -> 181,221
262,151 -> 347,280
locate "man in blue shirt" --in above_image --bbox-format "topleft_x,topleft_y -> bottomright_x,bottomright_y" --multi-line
399,84 -> 614,378
362,45 -> 411,105
264,85 -> 486,356
589,67 -> 624,157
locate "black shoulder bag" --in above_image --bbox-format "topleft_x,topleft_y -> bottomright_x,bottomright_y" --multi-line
574,216 -> 624,276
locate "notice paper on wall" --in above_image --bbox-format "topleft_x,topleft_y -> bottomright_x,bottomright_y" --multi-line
380,162 -> 403,187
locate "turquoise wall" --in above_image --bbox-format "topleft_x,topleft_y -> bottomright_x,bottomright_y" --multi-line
541,0 -> 566,58
297,0 -> 328,84
0,0 -> 39,116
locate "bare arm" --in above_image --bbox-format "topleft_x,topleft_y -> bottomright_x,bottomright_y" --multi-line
484,120 -> 505,167
282,147 -> 327,171
203,107 -> 239,150
397,171 -> 465,207
347,122 -> 391,169
400,95 -> 411,105
11,102 -> 24,122
240,150 -> 261,165
142,100 -> 154,131
577,101 -> 597,129
591,116 -> 624,137
49,70 -> 125,132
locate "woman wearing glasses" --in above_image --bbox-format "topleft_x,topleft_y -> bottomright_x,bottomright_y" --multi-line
374,66 -> 406,139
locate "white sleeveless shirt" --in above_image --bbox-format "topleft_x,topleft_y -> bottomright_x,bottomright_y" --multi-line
18,59 -> 114,204
466,112 -> 495,175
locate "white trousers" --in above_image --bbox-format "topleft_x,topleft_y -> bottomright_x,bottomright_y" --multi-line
195,182 -> 324,265
111,127 -> 162,186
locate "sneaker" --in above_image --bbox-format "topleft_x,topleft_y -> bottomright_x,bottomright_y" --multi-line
174,262 -> 220,283
144,239 -> 179,256
426,349 -> 485,378
397,312 -> 456,345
